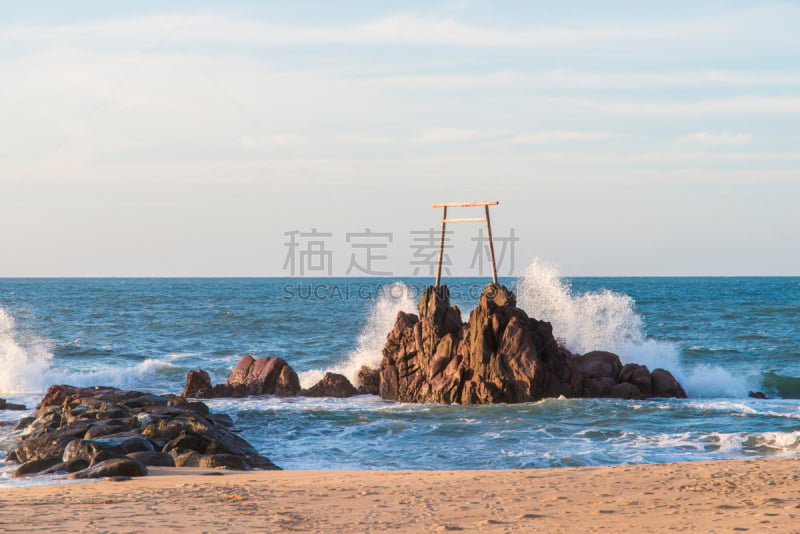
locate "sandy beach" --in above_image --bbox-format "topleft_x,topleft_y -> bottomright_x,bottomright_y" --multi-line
1,458 -> 798,533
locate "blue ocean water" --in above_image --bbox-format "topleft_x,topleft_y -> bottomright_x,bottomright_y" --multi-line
1,260 -> 799,483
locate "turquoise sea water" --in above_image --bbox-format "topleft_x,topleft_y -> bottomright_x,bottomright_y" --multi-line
1,261 -> 799,483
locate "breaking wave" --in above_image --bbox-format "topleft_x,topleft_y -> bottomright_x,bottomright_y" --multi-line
298,282 -> 417,389
0,307 -> 173,395
515,259 -> 753,398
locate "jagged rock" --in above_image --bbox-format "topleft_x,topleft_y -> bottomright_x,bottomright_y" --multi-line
305,373 -> 358,398
183,369 -> 213,398
380,283 -> 686,404
68,457 -> 148,479
381,284 -> 584,404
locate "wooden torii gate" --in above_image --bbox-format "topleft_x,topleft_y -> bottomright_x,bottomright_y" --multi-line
432,201 -> 499,287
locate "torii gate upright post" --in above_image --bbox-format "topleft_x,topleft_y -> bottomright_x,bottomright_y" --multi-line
432,201 -> 500,287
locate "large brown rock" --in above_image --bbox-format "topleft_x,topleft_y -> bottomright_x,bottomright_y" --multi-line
187,356 -> 301,398
380,284 -> 584,404
380,284 -> 686,404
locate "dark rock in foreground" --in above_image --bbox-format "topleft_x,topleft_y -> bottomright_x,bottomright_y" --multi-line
68,457 -> 148,480
380,284 -> 686,404
8,384 -> 280,479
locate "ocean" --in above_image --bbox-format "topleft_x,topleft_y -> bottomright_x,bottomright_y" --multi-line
1,260 -> 799,486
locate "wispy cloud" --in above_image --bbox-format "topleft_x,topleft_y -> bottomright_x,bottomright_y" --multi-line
678,132 -> 752,146
2,14 -> 672,50
240,134 -> 302,148
574,96 -> 800,116
367,70 -> 800,91
412,128 -> 506,144
509,131 -> 617,144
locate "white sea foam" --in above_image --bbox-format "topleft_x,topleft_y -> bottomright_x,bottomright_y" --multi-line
749,430 -> 800,450
0,308 -> 55,395
298,282 -> 417,389
515,259 -> 753,398
0,307 -> 174,394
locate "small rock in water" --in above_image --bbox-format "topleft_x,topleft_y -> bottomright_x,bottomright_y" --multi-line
304,372 -> 358,398
0,398 -> 27,411
357,366 -> 380,395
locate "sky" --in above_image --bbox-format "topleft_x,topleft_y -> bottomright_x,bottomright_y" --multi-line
1,1 -> 798,277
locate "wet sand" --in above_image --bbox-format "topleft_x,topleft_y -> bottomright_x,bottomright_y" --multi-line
1,458 -> 798,533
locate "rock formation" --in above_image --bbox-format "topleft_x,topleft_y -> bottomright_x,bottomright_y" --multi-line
182,356 -> 302,398
8,385 -> 280,479
182,356 -> 365,400
380,284 -> 686,404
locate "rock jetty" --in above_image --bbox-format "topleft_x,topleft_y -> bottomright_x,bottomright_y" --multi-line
8,385 -> 279,480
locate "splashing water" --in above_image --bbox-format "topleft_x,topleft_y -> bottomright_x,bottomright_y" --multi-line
515,259 -> 753,397
0,308 -> 54,395
298,282 -> 417,389
0,307 -> 174,395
